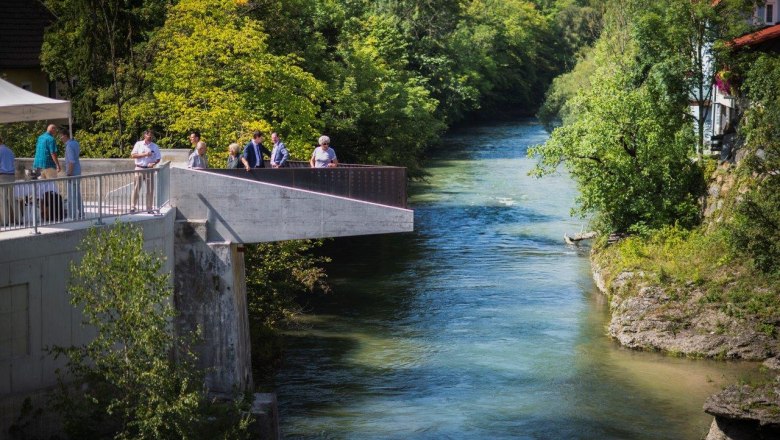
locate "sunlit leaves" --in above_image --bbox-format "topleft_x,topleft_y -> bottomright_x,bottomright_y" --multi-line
147,0 -> 324,157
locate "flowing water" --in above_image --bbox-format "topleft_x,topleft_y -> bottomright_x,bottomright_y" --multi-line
273,120 -> 757,439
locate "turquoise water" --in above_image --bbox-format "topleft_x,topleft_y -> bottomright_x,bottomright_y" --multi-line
274,120 -> 755,439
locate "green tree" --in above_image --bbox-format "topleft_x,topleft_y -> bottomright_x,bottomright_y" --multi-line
728,54 -> 780,273
53,223 -> 209,439
53,223 -> 253,439
132,0 -> 325,157
530,3 -> 704,234
321,13 -> 443,173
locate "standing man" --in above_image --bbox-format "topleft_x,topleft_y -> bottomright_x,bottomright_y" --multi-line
188,141 -> 209,169
130,129 -> 161,213
33,124 -> 60,179
241,131 -> 271,171
61,129 -> 83,219
0,136 -> 15,225
270,132 -> 289,168
188,130 -> 201,150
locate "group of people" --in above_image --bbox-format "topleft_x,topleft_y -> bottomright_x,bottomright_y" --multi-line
186,130 -> 339,171
0,124 -> 82,225
0,125 -> 342,225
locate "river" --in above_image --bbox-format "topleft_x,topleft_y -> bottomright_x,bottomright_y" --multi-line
273,120 -> 756,439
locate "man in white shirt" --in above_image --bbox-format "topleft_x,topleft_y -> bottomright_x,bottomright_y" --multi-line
130,129 -> 161,213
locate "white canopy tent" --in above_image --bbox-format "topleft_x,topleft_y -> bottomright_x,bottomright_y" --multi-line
0,77 -> 71,133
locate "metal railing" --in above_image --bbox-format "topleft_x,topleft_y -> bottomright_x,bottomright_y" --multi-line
204,161 -> 408,208
0,162 -> 170,234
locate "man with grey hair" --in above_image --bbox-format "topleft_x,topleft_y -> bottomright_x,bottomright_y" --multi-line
188,141 -> 209,169
33,124 -> 60,179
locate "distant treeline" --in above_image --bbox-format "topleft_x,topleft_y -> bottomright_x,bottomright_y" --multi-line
34,0 -> 600,174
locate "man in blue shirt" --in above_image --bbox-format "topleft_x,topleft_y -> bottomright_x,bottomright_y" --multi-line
0,135 -> 16,225
270,132 -> 289,168
33,124 -> 61,179
61,129 -> 83,219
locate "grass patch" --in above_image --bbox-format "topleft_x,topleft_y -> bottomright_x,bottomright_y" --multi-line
594,224 -> 780,335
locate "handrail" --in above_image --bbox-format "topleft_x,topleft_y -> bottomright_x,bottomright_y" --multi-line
0,163 -> 170,234
204,162 -> 408,208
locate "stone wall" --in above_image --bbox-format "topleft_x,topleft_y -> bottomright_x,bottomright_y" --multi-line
12,149 -> 191,180
172,220 -> 252,395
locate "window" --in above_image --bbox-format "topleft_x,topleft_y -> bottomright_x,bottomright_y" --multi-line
767,3 -> 775,24
20,82 -> 32,91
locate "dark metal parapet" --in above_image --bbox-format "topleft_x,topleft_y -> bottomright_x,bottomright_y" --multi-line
203,161 -> 408,209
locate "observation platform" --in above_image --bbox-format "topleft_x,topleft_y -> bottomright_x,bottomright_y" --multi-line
0,157 -> 413,241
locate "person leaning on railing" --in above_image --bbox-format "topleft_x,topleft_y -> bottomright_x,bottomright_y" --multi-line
241,131 -> 271,171
270,132 -> 289,168
61,129 -> 83,219
310,135 -> 338,168
130,129 -> 161,213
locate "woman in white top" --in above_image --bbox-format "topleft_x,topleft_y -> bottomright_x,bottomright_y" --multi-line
309,135 -> 338,168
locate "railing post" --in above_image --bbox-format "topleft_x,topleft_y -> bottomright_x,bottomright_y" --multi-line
96,175 -> 104,225
31,181 -> 39,235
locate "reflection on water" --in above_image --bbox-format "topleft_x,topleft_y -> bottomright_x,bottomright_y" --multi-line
274,120 -> 757,439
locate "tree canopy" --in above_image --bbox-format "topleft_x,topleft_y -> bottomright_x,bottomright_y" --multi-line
532,0 -> 757,234
33,0 -> 585,170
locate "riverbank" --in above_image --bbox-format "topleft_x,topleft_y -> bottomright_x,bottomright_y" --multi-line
589,160 -> 780,437
590,258 -> 780,360
591,243 -> 780,437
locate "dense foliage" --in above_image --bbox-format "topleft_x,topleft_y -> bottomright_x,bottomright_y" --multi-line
53,223 -> 251,439
549,1 -> 780,337
23,0 -> 591,172
245,240 -> 331,329
533,0 -> 761,234
727,54 -> 780,274
532,1 -> 709,234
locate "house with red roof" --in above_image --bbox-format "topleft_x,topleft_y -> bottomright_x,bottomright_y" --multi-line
706,1 -> 780,153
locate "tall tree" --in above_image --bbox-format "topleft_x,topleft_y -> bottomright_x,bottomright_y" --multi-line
140,0 -> 325,156
41,0 -> 169,150
531,2 -> 705,234
320,12 -> 443,173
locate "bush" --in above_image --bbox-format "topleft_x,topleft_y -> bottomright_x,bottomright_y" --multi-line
52,223 -> 251,439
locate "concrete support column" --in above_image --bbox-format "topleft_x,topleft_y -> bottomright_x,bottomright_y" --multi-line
173,220 -> 252,395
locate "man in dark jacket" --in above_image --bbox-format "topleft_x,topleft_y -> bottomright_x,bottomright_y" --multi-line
241,131 -> 271,171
